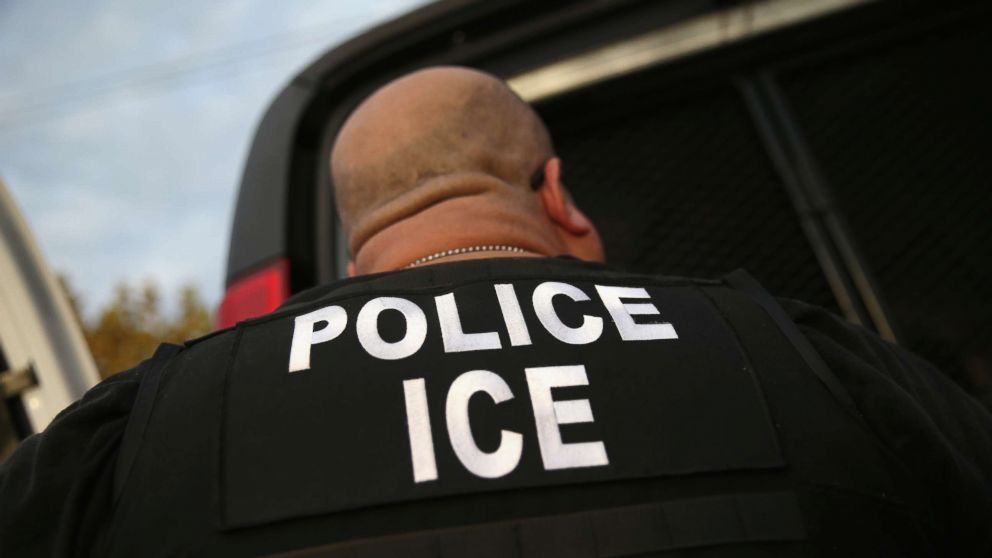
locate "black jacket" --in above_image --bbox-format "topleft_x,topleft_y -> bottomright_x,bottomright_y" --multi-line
2,257 -> 990,557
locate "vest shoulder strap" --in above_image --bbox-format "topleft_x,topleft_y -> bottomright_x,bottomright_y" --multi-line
722,269 -> 858,413
113,342 -> 184,502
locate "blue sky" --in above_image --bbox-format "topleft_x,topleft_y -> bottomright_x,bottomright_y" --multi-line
0,0 -> 426,318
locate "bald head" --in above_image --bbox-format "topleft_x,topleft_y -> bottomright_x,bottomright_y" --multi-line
331,67 -> 554,254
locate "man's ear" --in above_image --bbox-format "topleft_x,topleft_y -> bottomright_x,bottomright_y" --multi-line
347,260 -> 357,278
538,157 -> 594,235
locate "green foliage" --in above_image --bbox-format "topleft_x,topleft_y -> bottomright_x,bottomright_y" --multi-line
60,277 -> 213,379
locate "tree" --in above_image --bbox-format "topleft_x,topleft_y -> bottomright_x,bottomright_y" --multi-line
60,277 -> 213,379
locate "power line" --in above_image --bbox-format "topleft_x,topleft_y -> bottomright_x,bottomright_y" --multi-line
0,13 -> 372,131
0,40 -> 318,139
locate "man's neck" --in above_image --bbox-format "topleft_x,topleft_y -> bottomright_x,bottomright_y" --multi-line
352,195 -> 564,274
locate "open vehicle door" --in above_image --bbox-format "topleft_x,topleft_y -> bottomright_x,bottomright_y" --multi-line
220,0 -> 991,403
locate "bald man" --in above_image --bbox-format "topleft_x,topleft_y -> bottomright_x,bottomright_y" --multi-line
2,67 -> 991,557
331,66 -> 603,275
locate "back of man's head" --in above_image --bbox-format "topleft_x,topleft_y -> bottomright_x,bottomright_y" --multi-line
331,66 -> 603,274
333,67 -> 552,247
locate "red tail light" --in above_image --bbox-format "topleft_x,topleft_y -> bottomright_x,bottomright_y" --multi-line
216,258 -> 290,329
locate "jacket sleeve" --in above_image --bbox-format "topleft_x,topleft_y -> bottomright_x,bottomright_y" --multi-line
0,366 -> 143,557
780,298 -> 992,476
780,297 -> 992,554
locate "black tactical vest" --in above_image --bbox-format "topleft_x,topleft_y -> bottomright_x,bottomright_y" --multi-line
101,258 -> 942,557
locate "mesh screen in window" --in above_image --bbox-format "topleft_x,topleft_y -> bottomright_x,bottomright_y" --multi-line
542,85 -> 838,313
780,23 -> 992,400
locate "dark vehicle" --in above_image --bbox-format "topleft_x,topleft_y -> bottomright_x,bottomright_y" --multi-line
220,0 -> 992,404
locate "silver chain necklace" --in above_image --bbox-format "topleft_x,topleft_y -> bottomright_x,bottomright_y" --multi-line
405,244 -> 529,268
